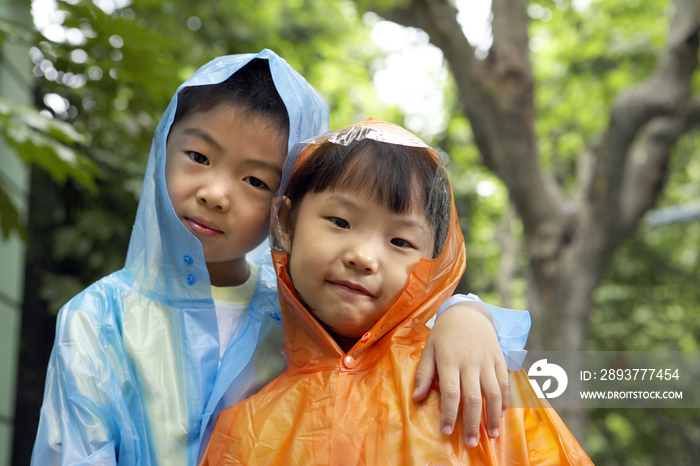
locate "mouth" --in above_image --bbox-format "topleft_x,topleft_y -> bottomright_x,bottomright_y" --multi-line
184,217 -> 224,238
328,280 -> 376,299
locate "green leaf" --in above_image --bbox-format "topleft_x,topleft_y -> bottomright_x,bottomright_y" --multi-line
0,95 -> 97,193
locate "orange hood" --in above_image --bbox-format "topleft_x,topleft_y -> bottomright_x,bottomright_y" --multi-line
275,117 -> 466,371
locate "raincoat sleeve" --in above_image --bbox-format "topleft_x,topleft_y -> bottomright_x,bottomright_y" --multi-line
32,284 -> 138,466
436,293 -> 531,369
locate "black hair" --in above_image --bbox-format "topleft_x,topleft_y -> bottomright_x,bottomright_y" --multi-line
171,58 -> 289,135
285,139 -> 450,258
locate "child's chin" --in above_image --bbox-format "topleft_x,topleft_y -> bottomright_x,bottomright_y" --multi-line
325,325 -> 360,339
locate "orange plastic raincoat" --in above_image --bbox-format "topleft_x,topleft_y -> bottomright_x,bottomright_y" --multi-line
199,119 -> 594,466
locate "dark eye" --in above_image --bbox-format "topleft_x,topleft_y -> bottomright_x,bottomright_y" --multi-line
245,176 -> 269,190
390,238 -> 414,249
330,217 -> 350,229
187,151 -> 209,165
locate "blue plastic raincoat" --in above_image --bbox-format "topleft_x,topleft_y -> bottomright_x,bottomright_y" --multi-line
32,50 -> 530,466
31,50 -> 329,466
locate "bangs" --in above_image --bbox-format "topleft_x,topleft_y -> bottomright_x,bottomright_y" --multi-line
171,58 -> 289,138
285,138 -> 451,258
288,139 -> 437,216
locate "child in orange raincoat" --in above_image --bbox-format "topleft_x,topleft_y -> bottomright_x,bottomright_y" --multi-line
199,118 -> 594,466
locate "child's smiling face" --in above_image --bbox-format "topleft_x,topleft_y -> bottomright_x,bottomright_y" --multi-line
165,104 -> 287,286
286,187 -> 432,350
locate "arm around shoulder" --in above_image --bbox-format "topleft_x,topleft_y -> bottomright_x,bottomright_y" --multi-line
437,293 -> 531,369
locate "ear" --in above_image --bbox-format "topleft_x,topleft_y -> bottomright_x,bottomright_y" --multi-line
276,196 -> 293,252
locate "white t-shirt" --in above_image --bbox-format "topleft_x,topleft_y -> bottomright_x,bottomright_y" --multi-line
211,262 -> 260,364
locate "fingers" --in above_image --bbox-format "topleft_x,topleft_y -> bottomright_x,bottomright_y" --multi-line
480,370 -> 502,439
460,370 -> 482,448
417,302 -> 510,448
428,356 -> 508,448
413,342 -> 436,402
497,357 -> 509,415
437,364 -> 461,436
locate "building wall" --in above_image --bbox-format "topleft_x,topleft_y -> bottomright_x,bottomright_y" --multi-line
0,0 -> 31,464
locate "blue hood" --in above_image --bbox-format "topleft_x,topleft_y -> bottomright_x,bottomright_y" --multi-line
124,49 -> 329,304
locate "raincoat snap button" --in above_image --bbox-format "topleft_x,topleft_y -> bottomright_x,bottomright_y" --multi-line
343,355 -> 356,369
186,273 -> 196,285
183,253 -> 193,265
361,332 -> 371,342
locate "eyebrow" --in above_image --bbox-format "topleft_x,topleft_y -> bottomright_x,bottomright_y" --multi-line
394,218 -> 425,231
326,193 -> 425,230
182,127 -> 223,152
240,158 -> 283,176
326,193 -> 361,211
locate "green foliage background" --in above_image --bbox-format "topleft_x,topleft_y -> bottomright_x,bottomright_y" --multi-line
2,0 -> 699,464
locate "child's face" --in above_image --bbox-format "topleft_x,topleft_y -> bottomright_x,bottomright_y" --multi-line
287,187 -> 432,344
165,104 -> 287,284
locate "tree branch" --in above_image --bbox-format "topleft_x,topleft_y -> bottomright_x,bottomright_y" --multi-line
371,0 -> 564,245
372,0 -> 479,74
620,96 -> 700,233
588,0 -> 700,238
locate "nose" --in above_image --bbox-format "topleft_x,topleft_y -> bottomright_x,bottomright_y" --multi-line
197,180 -> 231,212
343,240 -> 379,274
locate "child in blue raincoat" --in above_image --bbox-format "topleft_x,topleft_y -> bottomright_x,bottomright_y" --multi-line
32,50 -> 530,466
